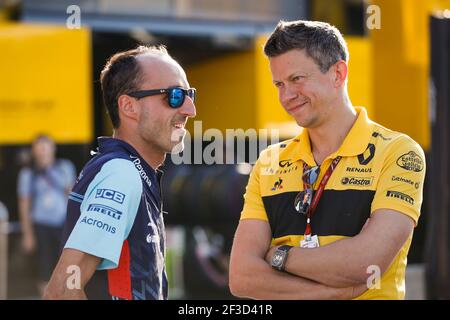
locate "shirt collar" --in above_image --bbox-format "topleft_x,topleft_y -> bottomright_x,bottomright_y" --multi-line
97,136 -> 158,177
98,136 -> 138,156
288,107 -> 374,164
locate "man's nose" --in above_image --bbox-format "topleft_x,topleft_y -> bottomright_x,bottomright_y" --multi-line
281,85 -> 298,103
180,96 -> 196,118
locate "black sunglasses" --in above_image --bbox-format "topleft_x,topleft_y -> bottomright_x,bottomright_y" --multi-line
294,166 -> 320,215
128,87 -> 196,108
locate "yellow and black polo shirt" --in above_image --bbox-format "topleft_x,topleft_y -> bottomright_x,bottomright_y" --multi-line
240,107 -> 426,300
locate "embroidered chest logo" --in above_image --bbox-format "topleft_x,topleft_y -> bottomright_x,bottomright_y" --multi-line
271,178 -> 284,191
130,155 -> 152,188
279,160 -> 293,168
341,176 -> 374,187
279,160 -> 299,173
358,143 -> 376,165
372,132 -> 392,141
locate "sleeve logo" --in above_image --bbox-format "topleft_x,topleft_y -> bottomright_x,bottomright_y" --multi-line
95,189 -> 125,204
87,203 -> 122,220
80,216 -> 116,234
396,151 -> 424,172
386,190 -> 414,205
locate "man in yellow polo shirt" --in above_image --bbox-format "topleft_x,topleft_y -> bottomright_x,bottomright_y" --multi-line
229,20 -> 425,300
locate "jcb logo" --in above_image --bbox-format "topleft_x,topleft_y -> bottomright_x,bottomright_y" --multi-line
95,189 -> 125,204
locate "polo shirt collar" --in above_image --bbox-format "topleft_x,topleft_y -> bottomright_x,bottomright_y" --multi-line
97,136 -> 159,178
289,107 -> 373,164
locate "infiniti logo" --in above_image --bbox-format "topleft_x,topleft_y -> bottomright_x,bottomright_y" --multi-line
279,160 -> 293,168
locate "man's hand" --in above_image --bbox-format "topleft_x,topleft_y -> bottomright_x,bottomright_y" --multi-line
22,233 -> 36,254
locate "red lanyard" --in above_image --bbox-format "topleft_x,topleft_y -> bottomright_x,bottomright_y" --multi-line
302,156 -> 341,238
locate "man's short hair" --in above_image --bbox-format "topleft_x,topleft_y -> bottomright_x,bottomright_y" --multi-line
33,134 -> 54,145
263,20 -> 349,73
100,45 -> 171,128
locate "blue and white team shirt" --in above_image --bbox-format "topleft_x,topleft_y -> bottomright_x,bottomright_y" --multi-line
61,137 -> 168,300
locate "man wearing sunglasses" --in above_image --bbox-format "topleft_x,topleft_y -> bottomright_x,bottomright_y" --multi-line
44,45 -> 196,299
230,20 -> 425,299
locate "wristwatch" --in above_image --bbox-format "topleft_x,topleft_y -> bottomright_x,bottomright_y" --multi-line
271,245 -> 293,272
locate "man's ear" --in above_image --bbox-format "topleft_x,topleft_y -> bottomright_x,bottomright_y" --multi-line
117,94 -> 138,121
332,60 -> 348,88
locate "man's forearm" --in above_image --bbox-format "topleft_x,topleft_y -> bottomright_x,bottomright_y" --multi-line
230,255 -> 356,300
267,212 -> 414,288
265,210 -> 415,288
43,265 -> 87,300
265,236 -> 378,288
44,284 -> 87,300
18,197 -> 33,236
44,249 -> 100,300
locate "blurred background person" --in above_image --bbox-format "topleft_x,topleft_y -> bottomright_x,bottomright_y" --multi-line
17,134 -> 76,297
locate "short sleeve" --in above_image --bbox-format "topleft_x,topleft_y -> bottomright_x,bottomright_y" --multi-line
64,159 -> 142,270
371,136 -> 426,226
240,154 -> 269,221
17,168 -> 33,198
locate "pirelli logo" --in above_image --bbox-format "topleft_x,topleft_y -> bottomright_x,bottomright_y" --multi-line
386,190 -> 414,205
87,203 -> 122,220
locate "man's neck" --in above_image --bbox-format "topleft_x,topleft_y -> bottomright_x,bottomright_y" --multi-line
112,130 -> 165,170
308,104 -> 357,164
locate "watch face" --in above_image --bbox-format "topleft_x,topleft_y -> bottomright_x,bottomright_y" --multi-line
272,251 -> 285,268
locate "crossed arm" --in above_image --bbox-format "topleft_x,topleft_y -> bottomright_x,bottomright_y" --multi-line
229,219 -> 366,300
229,208 -> 413,299
264,208 -> 414,288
